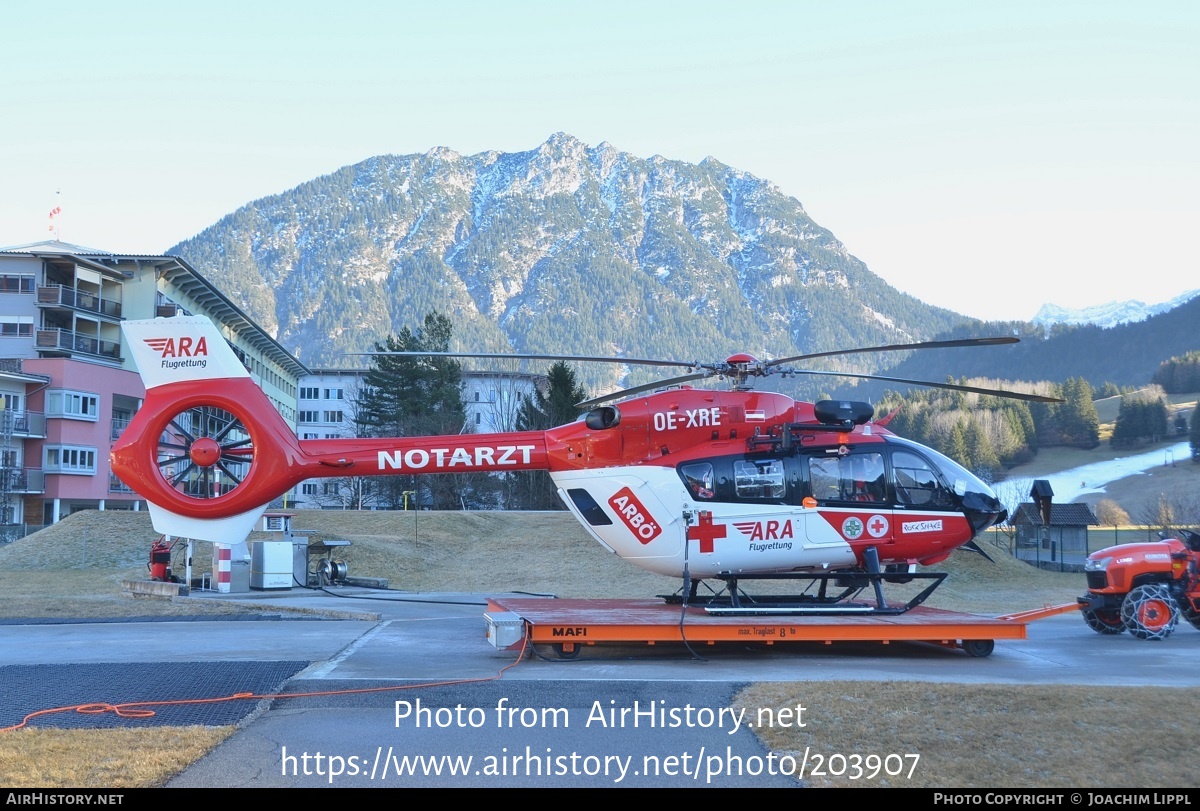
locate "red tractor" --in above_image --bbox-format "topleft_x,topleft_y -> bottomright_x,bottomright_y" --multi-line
1079,529 -> 1200,640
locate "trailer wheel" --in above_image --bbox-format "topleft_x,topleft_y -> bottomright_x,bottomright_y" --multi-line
1121,584 -> 1179,640
554,643 -> 581,660
1081,608 -> 1126,635
961,639 -> 994,658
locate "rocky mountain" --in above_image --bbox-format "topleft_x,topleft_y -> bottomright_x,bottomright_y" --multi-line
1033,289 -> 1200,329
169,134 -> 977,393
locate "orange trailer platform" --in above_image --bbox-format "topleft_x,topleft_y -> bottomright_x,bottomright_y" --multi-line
485,597 -> 1079,659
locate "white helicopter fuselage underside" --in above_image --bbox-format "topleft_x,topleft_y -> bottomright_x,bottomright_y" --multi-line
552,466 -> 859,579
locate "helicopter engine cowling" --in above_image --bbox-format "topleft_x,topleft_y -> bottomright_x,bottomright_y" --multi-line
585,406 -> 621,430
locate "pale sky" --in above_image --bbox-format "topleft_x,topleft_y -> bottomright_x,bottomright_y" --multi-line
2,0 -> 1196,322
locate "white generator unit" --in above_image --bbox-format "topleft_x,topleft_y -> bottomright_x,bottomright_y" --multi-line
251,541 -> 293,590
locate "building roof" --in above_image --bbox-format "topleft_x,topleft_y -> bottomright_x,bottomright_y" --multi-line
1012,503 -> 1098,527
148,256 -> 309,379
0,359 -> 52,385
0,239 -> 114,255
0,240 -> 129,278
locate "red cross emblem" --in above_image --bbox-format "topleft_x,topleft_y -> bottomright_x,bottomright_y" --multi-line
687,511 -> 727,553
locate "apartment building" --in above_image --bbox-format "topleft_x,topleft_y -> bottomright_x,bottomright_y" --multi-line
0,239 -> 308,530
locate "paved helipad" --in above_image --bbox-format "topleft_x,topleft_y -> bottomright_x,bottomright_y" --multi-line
4,585 -> 1199,787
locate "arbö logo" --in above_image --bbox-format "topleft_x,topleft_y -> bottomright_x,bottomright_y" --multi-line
608,486 -> 662,544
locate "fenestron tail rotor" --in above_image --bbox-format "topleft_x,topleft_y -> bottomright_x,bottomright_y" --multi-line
156,405 -> 255,502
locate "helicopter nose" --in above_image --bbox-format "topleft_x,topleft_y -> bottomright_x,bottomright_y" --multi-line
960,490 -> 1006,534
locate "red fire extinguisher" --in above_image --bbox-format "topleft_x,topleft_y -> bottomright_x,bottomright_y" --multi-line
149,536 -> 174,581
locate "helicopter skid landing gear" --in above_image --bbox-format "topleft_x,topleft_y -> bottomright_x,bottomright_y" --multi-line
664,568 -> 948,617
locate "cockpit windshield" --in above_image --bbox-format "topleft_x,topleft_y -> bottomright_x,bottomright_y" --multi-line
886,436 -> 997,500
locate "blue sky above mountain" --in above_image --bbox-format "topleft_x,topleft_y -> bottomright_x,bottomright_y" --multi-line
2,2 -> 1195,323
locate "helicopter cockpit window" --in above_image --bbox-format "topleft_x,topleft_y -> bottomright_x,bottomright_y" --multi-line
891,450 -> 955,509
679,462 -> 715,500
807,452 -> 885,503
733,459 -> 785,500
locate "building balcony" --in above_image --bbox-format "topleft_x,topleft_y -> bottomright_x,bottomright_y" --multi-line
36,329 -> 122,362
1,410 -> 46,439
36,284 -> 123,319
0,467 -> 45,494
111,417 -> 131,440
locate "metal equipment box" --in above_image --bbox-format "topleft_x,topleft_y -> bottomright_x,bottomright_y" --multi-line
251,540 -> 293,590
485,611 -> 526,649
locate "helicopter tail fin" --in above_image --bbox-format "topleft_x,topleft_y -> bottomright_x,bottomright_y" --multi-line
114,316 -> 301,543
122,314 -> 254,390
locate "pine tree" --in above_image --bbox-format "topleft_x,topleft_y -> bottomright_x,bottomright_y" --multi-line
963,420 -> 1000,482
1060,377 -> 1100,448
358,312 -> 467,509
513,362 -> 588,509
1190,406 -> 1200,463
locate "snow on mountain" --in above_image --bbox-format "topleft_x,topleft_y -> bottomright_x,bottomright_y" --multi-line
1033,289 -> 1200,329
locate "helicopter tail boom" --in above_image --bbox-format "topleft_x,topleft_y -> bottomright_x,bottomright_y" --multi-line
112,316 -> 552,543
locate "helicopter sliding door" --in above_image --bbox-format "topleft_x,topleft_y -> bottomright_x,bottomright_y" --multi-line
677,455 -> 857,574
805,450 -> 897,553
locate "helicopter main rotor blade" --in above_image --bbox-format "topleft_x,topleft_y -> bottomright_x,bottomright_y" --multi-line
347,350 -> 703,370
576,372 -> 712,409
764,336 -> 1019,369
776,368 -> 1063,403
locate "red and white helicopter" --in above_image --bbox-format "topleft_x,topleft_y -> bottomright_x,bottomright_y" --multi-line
112,316 -> 1058,614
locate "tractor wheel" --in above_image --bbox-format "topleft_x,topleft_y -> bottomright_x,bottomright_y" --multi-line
1120,584 -> 1179,640
1081,607 -> 1126,635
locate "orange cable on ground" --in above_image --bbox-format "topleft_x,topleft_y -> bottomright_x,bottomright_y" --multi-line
1,632 -> 530,734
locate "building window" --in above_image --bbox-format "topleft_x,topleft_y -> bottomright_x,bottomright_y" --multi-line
46,390 -> 100,421
0,275 -> 34,293
302,432 -> 319,440
1,394 -> 21,412
475,413 -> 481,425
298,410 -> 320,423
323,410 -> 343,423
324,388 -> 344,400
0,322 -> 32,337
301,483 -> 318,495
0,316 -> 33,336
299,387 -> 320,400
44,445 -> 98,474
